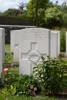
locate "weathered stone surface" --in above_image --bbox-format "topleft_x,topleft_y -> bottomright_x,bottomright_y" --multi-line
50,30 -> 60,57
10,27 -> 35,62
10,28 -> 60,75
19,28 -> 60,75
0,28 -> 5,73
10,30 -> 20,62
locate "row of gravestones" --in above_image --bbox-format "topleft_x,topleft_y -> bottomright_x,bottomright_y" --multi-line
0,27 -> 66,75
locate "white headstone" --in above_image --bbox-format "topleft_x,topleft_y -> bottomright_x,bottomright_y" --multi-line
10,28 -> 60,75
10,30 -> 14,53
0,28 -> 5,73
50,30 -> 60,57
10,30 -> 20,62
19,28 -> 50,75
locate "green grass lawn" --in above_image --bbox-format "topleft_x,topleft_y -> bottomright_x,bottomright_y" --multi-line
5,44 -> 13,64
0,95 -> 52,100
9,67 -> 19,75
0,95 -> 67,100
5,44 -> 11,53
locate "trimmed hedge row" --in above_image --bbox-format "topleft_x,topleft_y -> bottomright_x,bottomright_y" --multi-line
0,16 -> 33,25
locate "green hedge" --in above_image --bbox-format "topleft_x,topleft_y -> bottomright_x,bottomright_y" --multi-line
0,16 -> 33,25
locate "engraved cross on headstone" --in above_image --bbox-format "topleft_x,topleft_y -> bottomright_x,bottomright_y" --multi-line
21,42 -> 40,63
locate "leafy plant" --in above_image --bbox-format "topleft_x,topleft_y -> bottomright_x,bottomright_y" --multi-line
14,75 -> 41,96
44,7 -> 63,28
33,56 -> 63,95
60,29 -> 66,52
1,69 -> 40,96
4,53 -> 13,65
1,85 -> 16,96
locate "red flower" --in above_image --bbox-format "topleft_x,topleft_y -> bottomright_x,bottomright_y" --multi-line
4,68 -> 8,72
30,85 -> 37,92
30,88 -> 35,92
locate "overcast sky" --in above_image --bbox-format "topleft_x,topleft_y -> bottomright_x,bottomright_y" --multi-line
0,0 -> 67,12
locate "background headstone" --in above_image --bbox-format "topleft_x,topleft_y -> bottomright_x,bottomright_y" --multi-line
10,30 -> 20,62
0,28 -> 5,73
50,30 -> 60,57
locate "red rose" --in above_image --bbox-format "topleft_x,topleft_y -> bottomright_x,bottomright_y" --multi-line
4,68 -> 8,72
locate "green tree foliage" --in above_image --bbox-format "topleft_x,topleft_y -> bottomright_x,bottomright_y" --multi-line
62,14 -> 67,28
27,0 -> 49,11
60,29 -> 66,52
0,1 -> 67,28
27,0 -> 67,28
0,9 -> 21,16
33,56 -> 63,95
27,0 -> 33,16
27,0 -> 49,26
61,2 -> 67,27
44,7 -> 63,28
61,2 -> 67,13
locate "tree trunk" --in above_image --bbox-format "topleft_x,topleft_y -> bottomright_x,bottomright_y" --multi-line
35,0 -> 38,27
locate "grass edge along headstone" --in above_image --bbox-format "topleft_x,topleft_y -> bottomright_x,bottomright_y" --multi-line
66,32 -> 67,56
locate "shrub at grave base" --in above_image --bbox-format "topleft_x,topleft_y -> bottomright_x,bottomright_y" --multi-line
0,56 -> 64,96
0,71 -> 41,96
13,75 -> 41,96
33,56 -> 63,95
4,53 -> 13,68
